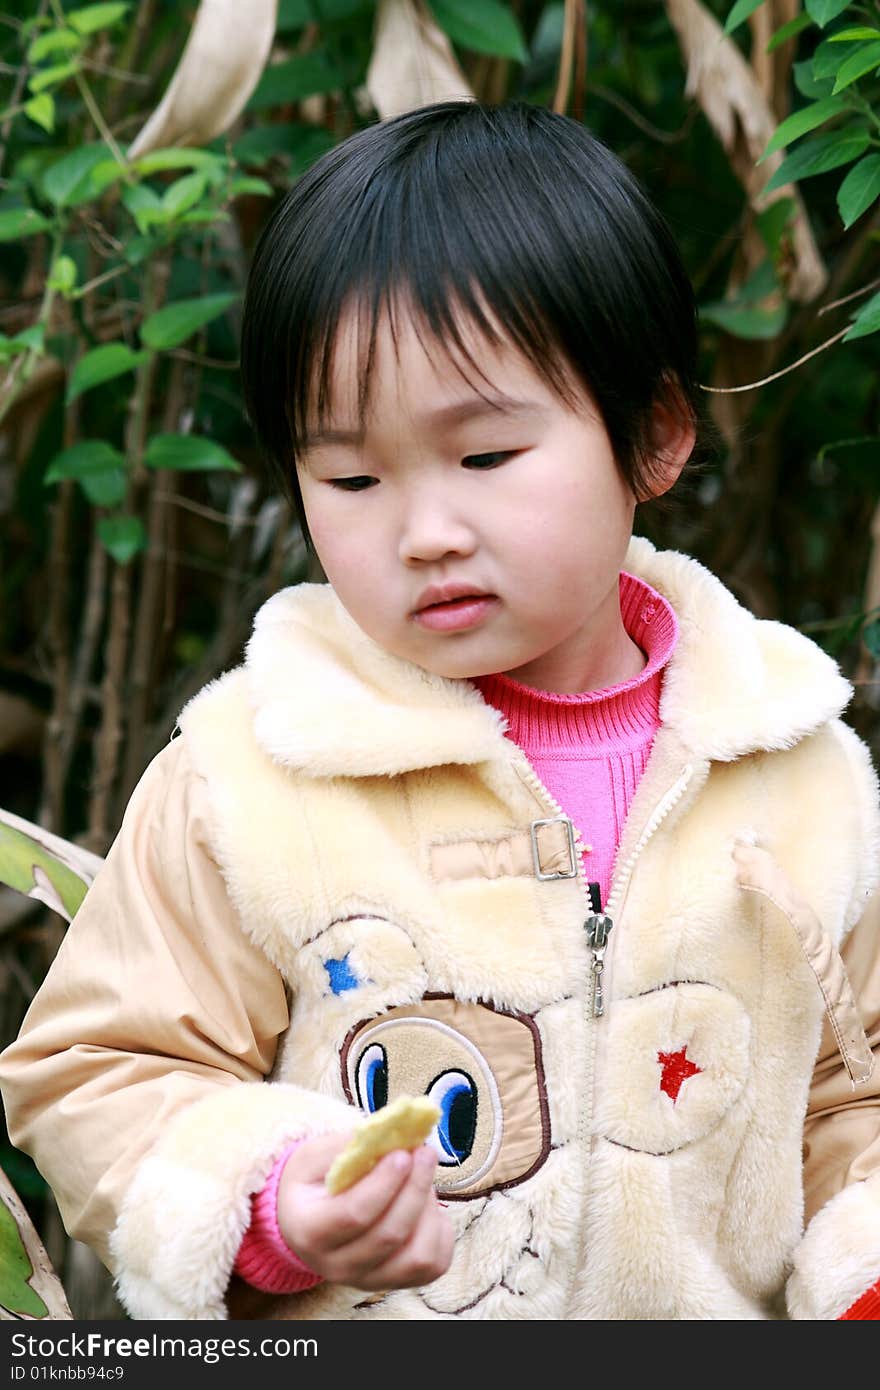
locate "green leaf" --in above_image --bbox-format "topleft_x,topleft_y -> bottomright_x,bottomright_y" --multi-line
805,0 -> 851,26
140,292 -> 237,350
277,0 -> 310,24
831,40 -> 880,92
724,0 -> 766,37
44,439 -> 126,484
144,434 -> 243,472
229,175 -> 273,197
27,25 -> 83,62
79,468 -> 127,507
0,334 -> 27,362
767,13 -> 812,51
763,127 -> 871,192
233,122 -> 334,171
0,1200 -> 49,1318
66,343 -> 148,402
121,181 -> 162,233
838,154 -> 880,226
47,254 -> 77,295
812,36 -> 861,77
0,324 -> 45,359
97,515 -> 146,564
844,288 -> 880,340
277,0 -> 371,24
67,3 -> 130,35
700,259 -> 787,340
132,147 -> 226,179
80,157 -> 129,201
427,0 -> 529,61
0,206 -> 52,242
700,300 -> 787,339
24,93 -> 55,133
162,172 -> 208,218
761,95 -> 848,159
42,143 -> 114,207
743,257 -> 787,301
793,60 -> 834,99
0,821 -> 91,922
122,233 -> 159,265
757,196 -> 795,256
27,59 -> 79,93
177,209 -> 229,226
248,52 -> 349,108
862,618 -> 880,659
829,27 -> 880,41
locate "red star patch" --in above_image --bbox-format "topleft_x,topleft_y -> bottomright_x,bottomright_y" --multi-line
657,1046 -> 702,1103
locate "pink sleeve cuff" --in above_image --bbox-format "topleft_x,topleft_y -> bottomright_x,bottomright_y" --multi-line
838,1276 -> 880,1319
233,1140 -> 324,1294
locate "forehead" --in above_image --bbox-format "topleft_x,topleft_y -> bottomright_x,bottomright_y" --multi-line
314,293 -> 569,428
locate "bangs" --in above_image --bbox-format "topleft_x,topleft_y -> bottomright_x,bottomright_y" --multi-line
294,278 -> 581,457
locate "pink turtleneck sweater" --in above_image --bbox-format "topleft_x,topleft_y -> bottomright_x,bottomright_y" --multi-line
232,571 -> 677,1294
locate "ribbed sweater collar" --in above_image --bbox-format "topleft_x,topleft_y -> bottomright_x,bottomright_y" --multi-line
472,571 -> 678,751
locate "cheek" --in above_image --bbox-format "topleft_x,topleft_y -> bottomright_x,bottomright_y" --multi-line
300,493 -> 374,582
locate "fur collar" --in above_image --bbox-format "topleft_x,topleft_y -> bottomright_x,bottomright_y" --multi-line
242,535 -> 852,777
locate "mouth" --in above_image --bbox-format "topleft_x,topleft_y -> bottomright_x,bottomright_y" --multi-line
411,594 -> 498,633
413,582 -> 494,614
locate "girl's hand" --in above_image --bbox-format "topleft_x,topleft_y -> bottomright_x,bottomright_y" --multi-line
276,1130 -> 455,1291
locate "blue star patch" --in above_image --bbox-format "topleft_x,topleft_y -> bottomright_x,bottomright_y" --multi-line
324,953 -> 360,995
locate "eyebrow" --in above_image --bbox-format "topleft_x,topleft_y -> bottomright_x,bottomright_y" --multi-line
300,395 -> 548,452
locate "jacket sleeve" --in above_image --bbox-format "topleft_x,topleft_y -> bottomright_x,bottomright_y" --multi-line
0,737 -> 357,1320
786,721 -> 880,1320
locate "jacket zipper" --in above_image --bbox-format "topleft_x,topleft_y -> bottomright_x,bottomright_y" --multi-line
513,750 -> 695,1314
587,763 -> 695,1016
513,752 -> 695,1020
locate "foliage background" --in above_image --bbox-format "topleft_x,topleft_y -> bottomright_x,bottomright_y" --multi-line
0,0 -> 878,1317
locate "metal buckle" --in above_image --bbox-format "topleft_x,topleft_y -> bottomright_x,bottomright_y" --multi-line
530,816 -> 578,881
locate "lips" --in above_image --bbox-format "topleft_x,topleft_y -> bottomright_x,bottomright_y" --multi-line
413,583 -> 492,613
411,576 -> 497,641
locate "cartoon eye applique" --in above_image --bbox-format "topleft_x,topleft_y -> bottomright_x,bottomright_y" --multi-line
425,1070 -> 478,1167
355,1043 -> 389,1113
340,996 -> 550,1199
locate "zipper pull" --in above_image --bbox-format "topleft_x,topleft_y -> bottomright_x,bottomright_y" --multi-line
585,883 -> 613,1018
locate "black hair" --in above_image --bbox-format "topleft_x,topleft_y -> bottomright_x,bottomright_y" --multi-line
240,99 -> 702,549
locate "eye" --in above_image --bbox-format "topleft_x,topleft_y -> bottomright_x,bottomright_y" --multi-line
425,1070 -> 477,1166
355,1043 -> 388,1112
329,476 -> 377,491
461,451 -> 514,469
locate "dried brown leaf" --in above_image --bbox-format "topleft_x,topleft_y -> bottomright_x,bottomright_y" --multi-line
128,0 -> 279,159
366,0 -> 473,121
665,0 -> 826,302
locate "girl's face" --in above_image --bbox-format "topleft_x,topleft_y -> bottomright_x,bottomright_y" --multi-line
296,305 -> 685,692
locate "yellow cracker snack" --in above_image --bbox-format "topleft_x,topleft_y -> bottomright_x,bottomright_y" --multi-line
325,1095 -> 441,1195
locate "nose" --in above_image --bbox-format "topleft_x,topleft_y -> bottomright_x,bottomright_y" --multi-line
397,482 -> 478,566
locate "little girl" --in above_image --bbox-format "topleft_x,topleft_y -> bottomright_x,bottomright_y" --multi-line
2,100 -> 879,1322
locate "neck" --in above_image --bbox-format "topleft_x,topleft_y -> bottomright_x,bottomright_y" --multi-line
497,581 -> 645,694
472,573 -> 678,731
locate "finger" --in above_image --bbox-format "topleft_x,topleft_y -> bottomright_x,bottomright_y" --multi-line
344,1186 -> 455,1291
330,1144 -> 439,1266
322,1145 -> 442,1273
316,1148 -> 419,1250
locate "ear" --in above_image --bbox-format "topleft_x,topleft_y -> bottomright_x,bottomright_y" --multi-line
640,389 -> 696,502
